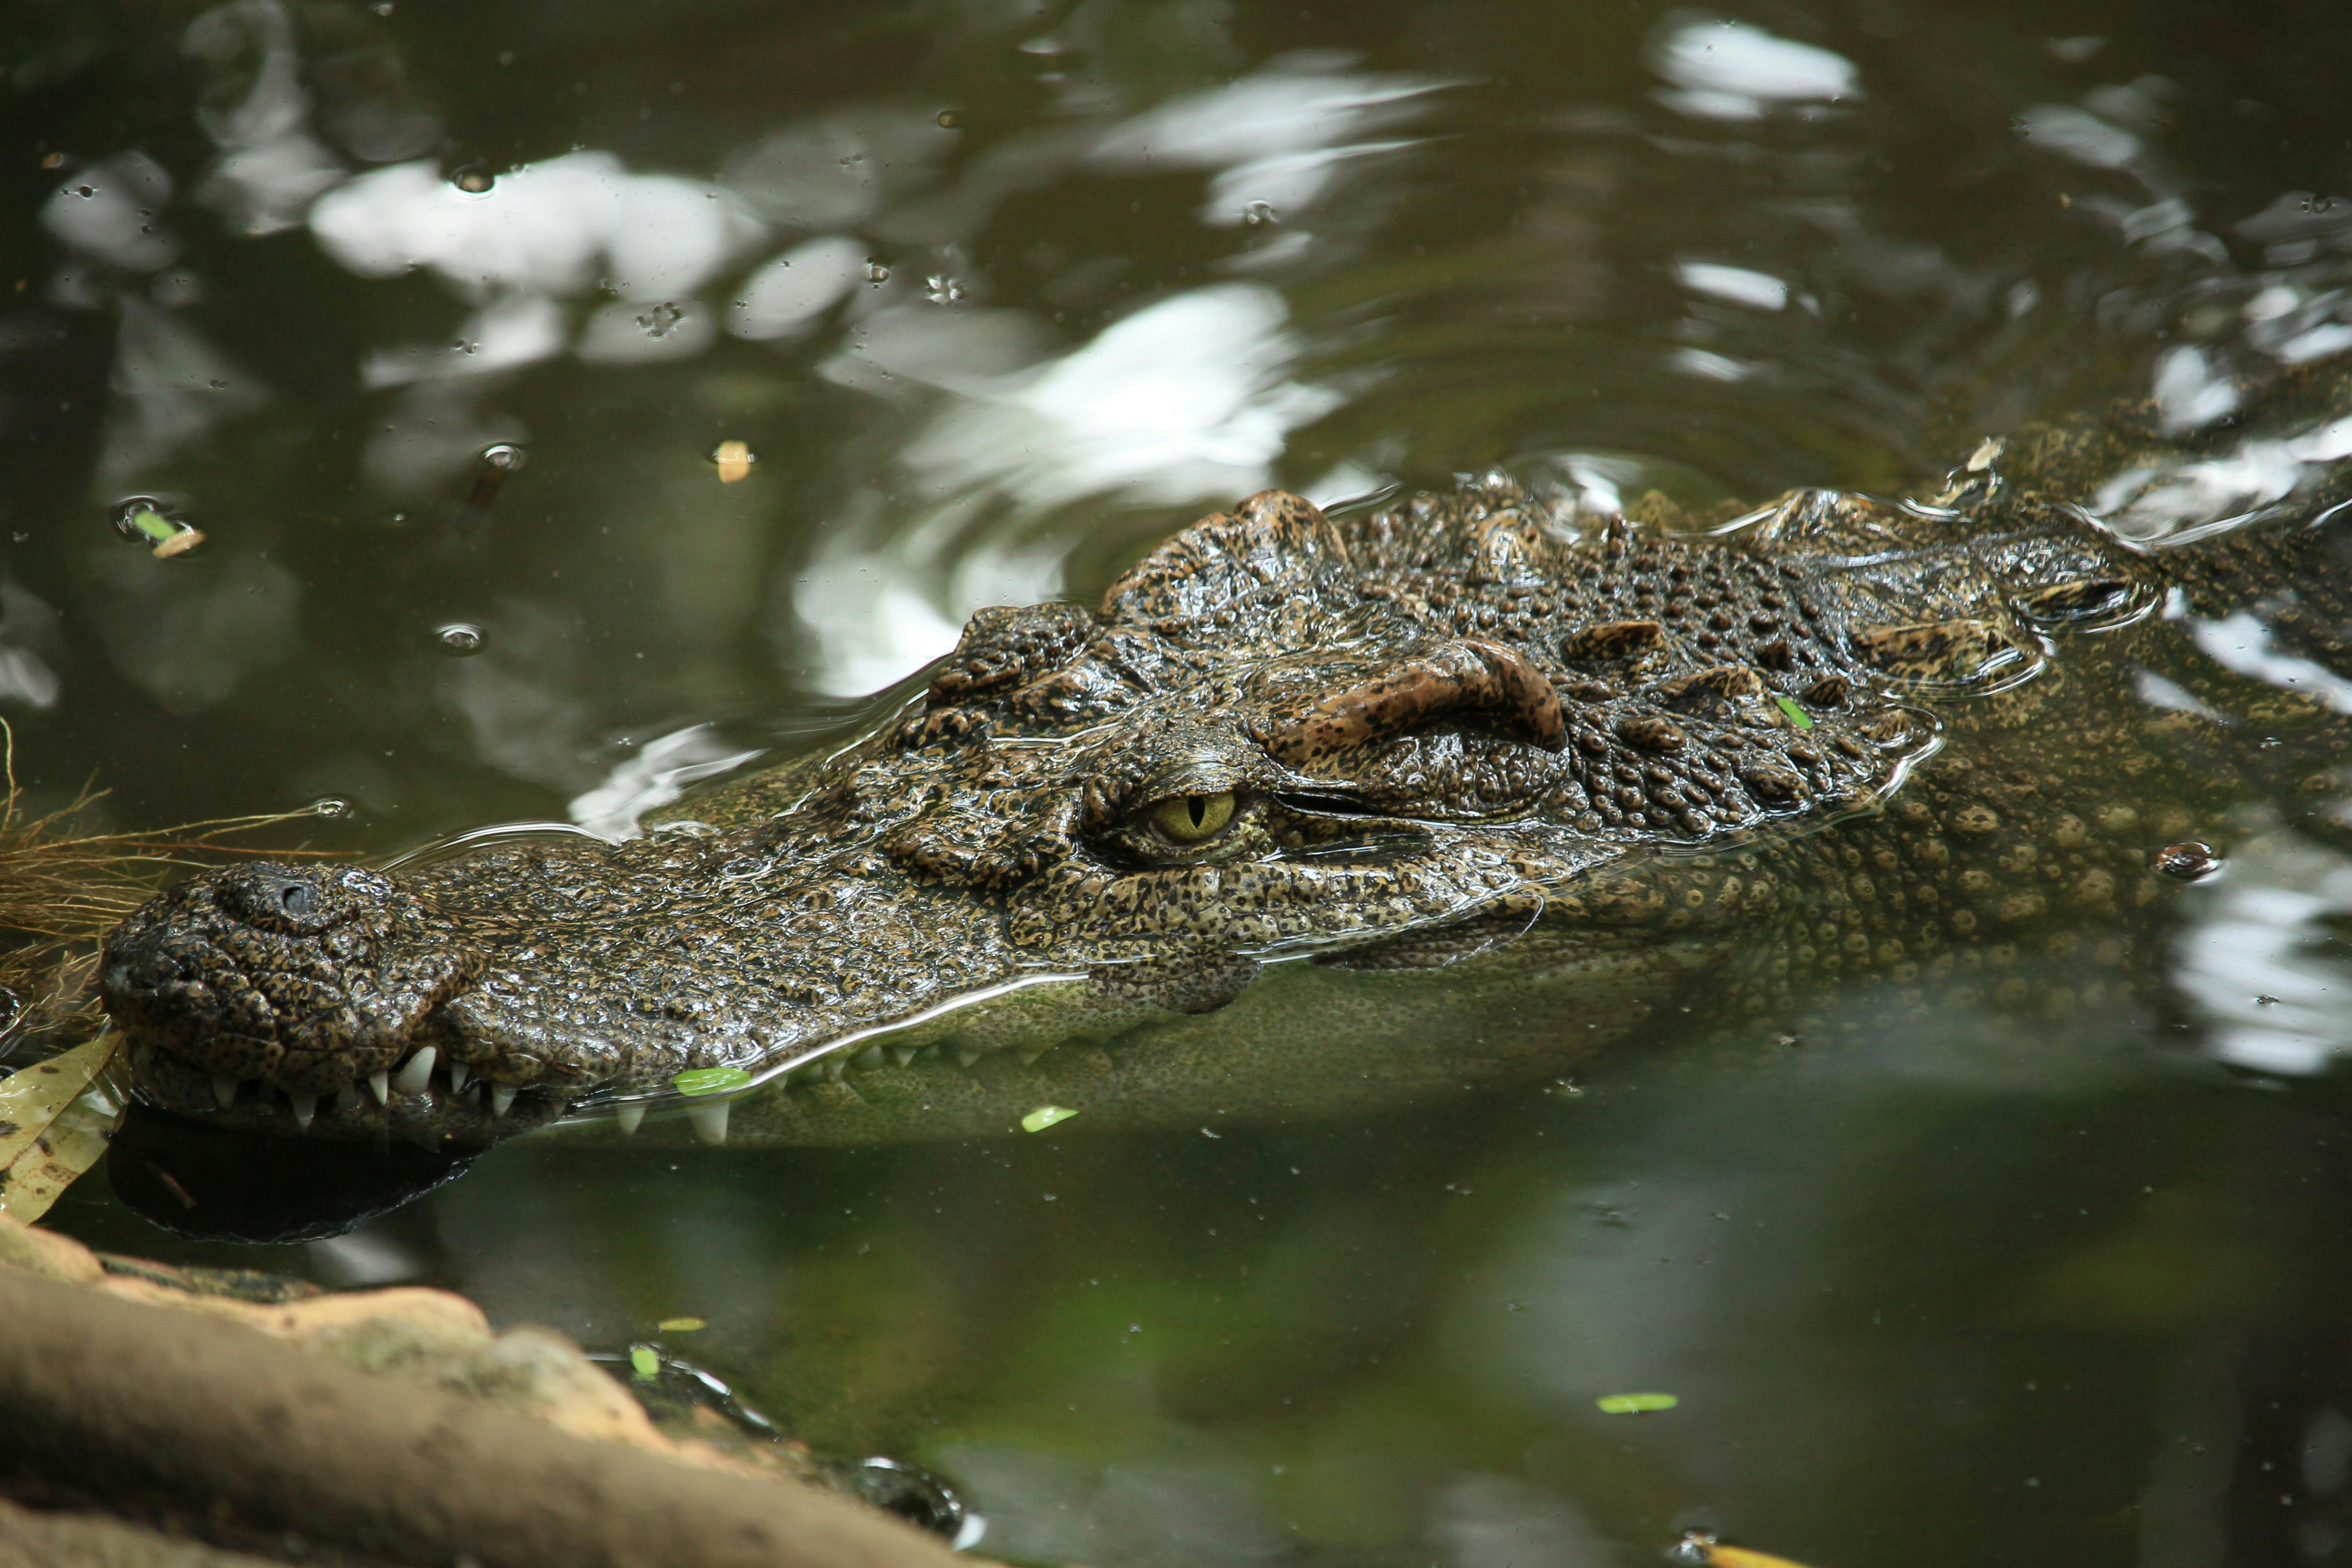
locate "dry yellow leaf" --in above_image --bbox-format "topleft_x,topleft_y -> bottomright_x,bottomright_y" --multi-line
0,1031 -> 129,1222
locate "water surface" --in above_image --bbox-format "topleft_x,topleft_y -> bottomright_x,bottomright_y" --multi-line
13,0 -> 2352,1563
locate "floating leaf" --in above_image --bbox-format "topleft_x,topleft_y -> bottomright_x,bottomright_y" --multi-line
657,1316 -> 706,1333
1701,1543 -> 1821,1568
672,1066 -> 751,1097
0,1031 -> 129,1223
629,1344 -> 660,1380
1021,1105 -> 1079,1132
124,507 -> 177,544
1595,1391 -> 1679,1415
1773,696 -> 1813,730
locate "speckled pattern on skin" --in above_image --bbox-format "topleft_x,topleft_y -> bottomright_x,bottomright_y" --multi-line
98,377 -> 2352,1149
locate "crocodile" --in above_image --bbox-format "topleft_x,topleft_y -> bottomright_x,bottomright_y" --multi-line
95,374 -> 2352,1153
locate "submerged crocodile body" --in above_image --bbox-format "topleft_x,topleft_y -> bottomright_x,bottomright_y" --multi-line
98,382 -> 2352,1151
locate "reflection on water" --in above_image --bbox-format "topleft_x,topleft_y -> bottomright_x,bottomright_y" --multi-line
15,0 -> 2352,1562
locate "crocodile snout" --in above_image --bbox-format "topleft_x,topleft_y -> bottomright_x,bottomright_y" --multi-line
100,861 -> 510,1137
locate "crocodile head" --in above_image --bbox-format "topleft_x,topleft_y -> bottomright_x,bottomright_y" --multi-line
104,483 -> 2013,1148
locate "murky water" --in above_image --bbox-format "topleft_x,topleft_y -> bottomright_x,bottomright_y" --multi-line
15,0 -> 2352,1562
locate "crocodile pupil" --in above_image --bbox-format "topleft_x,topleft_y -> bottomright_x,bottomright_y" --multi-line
1152,791 -> 1235,843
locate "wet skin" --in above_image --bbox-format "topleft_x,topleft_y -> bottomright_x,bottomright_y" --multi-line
98,377 -> 2352,1150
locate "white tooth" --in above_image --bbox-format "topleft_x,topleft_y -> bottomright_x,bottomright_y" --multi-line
290,1095 -> 316,1131
335,1083 -> 363,1112
823,1058 -> 846,1083
890,1047 -> 917,1067
688,1100 -> 730,1144
956,1049 -> 983,1069
448,1062 -> 470,1093
616,1103 -> 645,1135
212,1077 -> 237,1110
1018,1049 -> 1045,1067
368,1071 -> 390,1104
392,1047 -> 436,1096
853,1045 -> 885,1072
490,1083 -> 516,1117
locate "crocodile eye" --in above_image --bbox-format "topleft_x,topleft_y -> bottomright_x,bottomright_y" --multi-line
1149,791 -> 1236,844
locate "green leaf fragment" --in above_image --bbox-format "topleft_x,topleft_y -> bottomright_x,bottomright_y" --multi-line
629,1345 -> 659,1380
1773,696 -> 1813,730
657,1316 -> 706,1333
127,508 -> 177,543
1021,1104 -> 1080,1132
672,1066 -> 750,1096
1595,1392 -> 1679,1415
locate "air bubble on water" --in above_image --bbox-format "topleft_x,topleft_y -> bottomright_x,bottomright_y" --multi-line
924,274 -> 964,305
479,442 -> 527,472
312,798 -> 353,819
451,164 -> 495,194
2152,841 -> 2223,881
866,263 -> 890,283
936,109 -> 960,127
436,623 -> 486,655
1240,200 -> 1277,226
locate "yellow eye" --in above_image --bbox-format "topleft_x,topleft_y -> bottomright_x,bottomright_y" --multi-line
1149,790 -> 1237,844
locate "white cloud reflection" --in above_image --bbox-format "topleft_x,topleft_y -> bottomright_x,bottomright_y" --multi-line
41,154 -> 178,273
1652,18 -> 1860,121
2172,830 -> 2352,1077
2092,413 -> 2352,540
727,235 -> 869,340
183,0 -> 345,236
1089,54 -> 1450,226
96,298 -> 268,490
1677,260 -> 1788,310
795,283 -> 1339,695
906,283 -> 1337,511
310,152 -> 765,304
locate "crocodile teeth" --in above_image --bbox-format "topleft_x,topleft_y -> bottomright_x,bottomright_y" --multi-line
392,1047 -> 436,1096
955,1049 -> 983,1069
852,1045 -> 885,1072
367,1071 -> 390,1105
334,1083 -> 363,1112
212,1077 -> 237,1110
823,1058 -> 846,1083
290,1094 -> 317,1131
890,1047 -> 917,1067
688,1100 -> 730,1145
1017,1049 -> 1045,1067
447,1062 -> 470,1093
615,1103 -> 645,1135
489,1083 -> 516,1118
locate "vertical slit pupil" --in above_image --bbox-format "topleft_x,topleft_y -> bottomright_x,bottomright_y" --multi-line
1187,797 -> 1206,828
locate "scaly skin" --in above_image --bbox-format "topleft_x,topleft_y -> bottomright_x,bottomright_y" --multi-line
97,377 -> 2352,1149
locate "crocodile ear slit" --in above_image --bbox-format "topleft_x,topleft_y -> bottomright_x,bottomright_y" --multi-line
1267,638 -> 1565,768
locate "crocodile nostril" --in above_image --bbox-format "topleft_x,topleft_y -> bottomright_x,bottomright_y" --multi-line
277,881 -> 316,919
